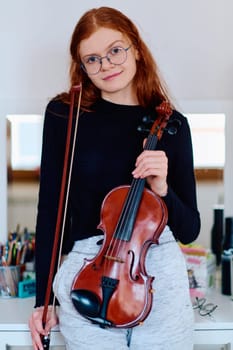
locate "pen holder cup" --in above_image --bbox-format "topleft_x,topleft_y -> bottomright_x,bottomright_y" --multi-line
0,265 -> 20,297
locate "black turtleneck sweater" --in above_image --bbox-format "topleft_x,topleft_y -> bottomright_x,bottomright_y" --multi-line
35,98 -> 200,306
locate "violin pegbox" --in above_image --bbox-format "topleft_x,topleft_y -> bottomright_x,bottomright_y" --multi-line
137,101 -> 181,137
157,101 -> 182,136
138,101 -> 171,135
154,101 -> 182,138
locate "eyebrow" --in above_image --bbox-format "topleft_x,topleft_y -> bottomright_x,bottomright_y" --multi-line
82,39 -> 127,58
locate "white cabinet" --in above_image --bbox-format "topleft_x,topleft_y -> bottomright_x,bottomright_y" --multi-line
1,289 -> 233,349
0,297 -> 65,349
194,346 -> 231,350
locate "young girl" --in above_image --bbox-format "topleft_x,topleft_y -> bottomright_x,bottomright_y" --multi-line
29,6 -> 200,350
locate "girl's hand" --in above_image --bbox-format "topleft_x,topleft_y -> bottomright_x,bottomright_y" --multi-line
28,306 -> 58,350
132,149 -> 168,197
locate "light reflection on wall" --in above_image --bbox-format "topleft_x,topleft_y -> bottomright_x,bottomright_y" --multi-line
7,114 -> 43,170
186,113 -> 225,168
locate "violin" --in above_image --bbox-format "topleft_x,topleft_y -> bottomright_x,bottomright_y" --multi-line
71,101 -> 173,329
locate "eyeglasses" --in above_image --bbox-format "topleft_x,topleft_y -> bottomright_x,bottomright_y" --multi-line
81,46 -> 131,75
192,297 -> 218,316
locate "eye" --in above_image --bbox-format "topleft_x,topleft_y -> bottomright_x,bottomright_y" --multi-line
83,55 -> 100,65
109,46 -> 123,56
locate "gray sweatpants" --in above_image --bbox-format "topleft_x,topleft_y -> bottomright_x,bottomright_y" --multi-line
53,226 -> 194,350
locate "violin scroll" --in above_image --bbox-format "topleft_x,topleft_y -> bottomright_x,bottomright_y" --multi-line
155,100 -> 173,118
150,101 -> 173,140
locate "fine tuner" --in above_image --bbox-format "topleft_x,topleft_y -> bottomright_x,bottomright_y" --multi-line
137,115 -> 182,135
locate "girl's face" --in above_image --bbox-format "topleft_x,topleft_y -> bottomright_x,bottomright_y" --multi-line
79,27 -> 139,104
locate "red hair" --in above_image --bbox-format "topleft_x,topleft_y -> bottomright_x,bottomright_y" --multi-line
58,7 -> 172,109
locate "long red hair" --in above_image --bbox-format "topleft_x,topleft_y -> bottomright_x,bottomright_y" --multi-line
58,7 -> 172,110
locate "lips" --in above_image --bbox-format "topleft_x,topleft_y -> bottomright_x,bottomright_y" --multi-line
102,71 -> 122,80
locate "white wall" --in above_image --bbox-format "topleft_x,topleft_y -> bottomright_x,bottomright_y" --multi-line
1,0 -> 233,243
8,183 -> 39,234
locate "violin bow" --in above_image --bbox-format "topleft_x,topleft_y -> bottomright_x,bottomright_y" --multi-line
41,84 -> 82,349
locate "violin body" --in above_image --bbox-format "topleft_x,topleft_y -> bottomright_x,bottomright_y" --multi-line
71,185 -> 167,328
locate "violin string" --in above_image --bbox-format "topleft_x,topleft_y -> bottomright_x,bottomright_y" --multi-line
104,113 -> 166,269
102,111 -> 170,285
104,185 -> 138,273
116,134 -> 155,236
101,109 -> 170,308
107,133 -> 156,262
100,134 -> 151,272
110,134 -> 155,252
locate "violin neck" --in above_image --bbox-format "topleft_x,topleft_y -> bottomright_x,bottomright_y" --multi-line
114,177 -> 145,241
114,134 -> 158,241
144,133 -> 158,151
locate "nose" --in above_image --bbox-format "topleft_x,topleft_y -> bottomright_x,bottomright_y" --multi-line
100,55 -> 113,70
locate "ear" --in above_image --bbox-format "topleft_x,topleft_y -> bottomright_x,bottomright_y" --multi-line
135,48 -> 140,61
131,44 -> 140,60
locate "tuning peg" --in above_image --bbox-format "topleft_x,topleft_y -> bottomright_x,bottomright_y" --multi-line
165,119 -> 182,135
137,115 -> 155,133
137,125 -> 150,133
165,126 -> 177,135
142,115 -> 153,124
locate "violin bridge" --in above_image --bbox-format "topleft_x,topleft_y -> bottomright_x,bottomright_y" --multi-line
104,255 -> 125,263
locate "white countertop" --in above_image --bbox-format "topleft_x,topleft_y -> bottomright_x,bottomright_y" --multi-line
194,288 -> 233,330
1,289 -> 233,332
0,296 -> 35,331
0,297 -> 64,347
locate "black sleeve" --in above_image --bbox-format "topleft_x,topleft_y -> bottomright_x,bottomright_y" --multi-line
35,100 -> 70,307
160,111 -> 201,244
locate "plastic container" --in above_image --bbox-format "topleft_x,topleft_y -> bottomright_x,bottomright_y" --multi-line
0,265 -> 20,297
